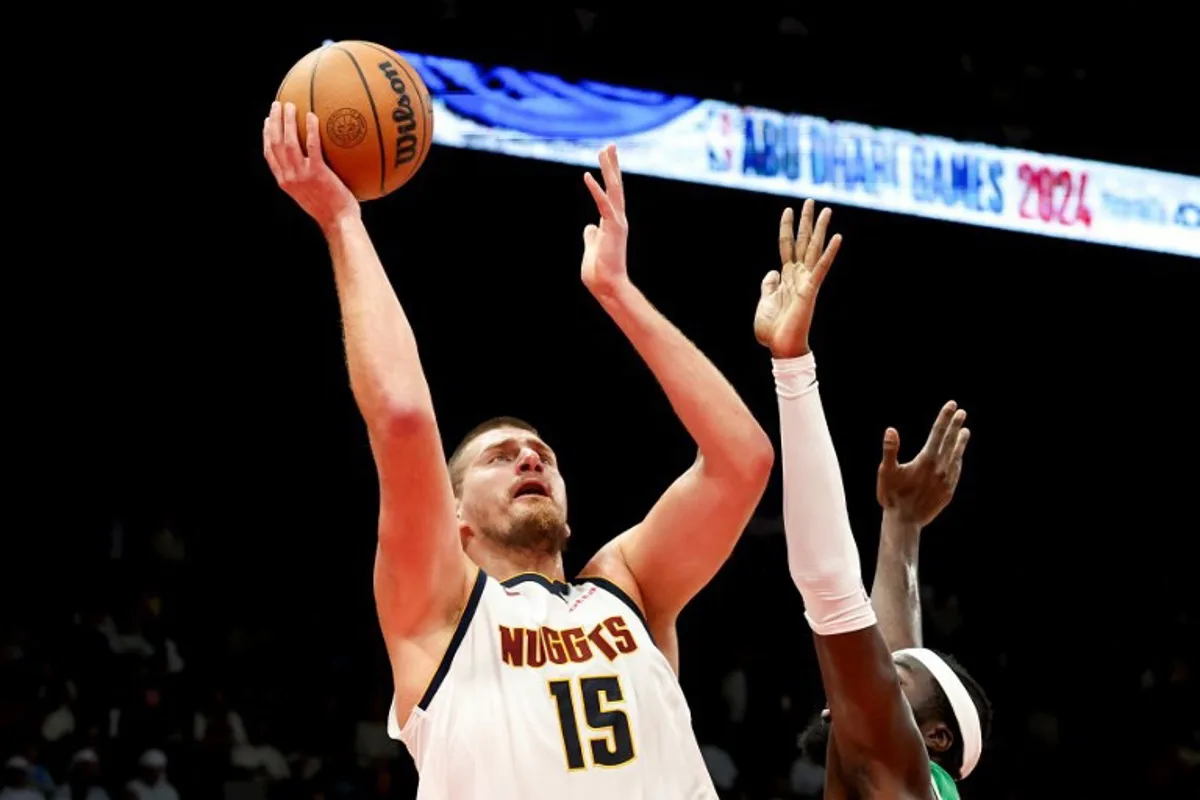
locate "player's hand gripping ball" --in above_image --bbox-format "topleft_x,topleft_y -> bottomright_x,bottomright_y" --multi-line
274,41 -> 434,201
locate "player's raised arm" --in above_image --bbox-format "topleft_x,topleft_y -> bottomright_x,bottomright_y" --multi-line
757,202 -> 929,791
263,103 -> 471,644
576,145 -> 774,655
871,403 -> 970,652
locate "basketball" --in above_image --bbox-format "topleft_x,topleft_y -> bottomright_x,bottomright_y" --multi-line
275,41 -> 434,201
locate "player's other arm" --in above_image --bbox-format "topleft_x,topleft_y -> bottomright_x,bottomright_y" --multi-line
760,203 -> 928,789
870,404 -> 970,651
576,146 -> 774,640
263,103 -> 471,643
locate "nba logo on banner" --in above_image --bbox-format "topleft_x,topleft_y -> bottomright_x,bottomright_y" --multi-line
706,107 -> 739,172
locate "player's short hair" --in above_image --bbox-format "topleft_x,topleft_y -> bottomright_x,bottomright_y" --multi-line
447,416 -> 540,497
920,650 -> 994,779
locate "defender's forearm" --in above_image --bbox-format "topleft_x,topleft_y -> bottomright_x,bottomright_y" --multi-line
597,280 -> 771,474
871,510 -> 923,651
325,216 -> 434,428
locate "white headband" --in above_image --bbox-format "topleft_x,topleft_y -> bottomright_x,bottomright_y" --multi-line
894,648 -> 982,778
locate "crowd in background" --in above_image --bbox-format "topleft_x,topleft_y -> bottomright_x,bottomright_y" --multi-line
2,519 -> 1196,799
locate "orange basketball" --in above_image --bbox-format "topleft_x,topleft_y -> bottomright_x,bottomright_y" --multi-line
276,41 -> 434,201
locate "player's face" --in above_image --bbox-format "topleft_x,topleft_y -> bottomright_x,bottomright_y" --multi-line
799,655 -> 945,767
457,427 -> 569,555
894,655 -> 954,758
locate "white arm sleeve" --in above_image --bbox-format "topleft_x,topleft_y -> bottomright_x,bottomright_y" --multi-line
774,352 -> 877,637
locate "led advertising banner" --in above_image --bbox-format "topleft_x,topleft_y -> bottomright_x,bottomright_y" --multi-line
341,43 -> 1200,258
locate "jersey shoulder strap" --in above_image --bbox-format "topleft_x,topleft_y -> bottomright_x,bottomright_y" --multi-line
929,762 -> 959,800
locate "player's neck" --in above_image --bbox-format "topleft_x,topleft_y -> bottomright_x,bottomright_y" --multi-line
470,545 -> 565,584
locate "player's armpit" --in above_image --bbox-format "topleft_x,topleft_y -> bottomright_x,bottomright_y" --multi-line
813,625 -> 932,792
370,413 -> 475,641
603,451 -> 768,624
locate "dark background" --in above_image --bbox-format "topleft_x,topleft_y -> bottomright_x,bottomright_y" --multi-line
5,3 -> 1197,798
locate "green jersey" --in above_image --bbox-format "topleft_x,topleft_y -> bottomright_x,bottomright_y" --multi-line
930,762 -> 959,800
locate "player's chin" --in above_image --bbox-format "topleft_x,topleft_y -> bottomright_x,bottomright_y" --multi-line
511,496 -> 564,519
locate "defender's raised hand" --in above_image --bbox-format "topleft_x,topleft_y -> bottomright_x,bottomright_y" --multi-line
263,101 -> 359,232
876,402 -> 971,527
581,144 -> 630,298
754,200 -> 842,359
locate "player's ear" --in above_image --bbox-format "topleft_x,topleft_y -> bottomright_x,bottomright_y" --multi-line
922,719 -> 953,755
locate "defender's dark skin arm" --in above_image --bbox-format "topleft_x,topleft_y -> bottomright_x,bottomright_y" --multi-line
871,403 -> 970,652
871,512 -> 924,651
814,628 -> 932,795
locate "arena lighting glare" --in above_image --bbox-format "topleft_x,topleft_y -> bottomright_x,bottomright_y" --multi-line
310,41 -> 1199,258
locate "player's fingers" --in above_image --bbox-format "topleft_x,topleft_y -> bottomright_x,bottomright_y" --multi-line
779,207 -> 795,266
761,270 -> 781,297
921,401 -> 958,456
267,102 -> 282,140
805,207 -> 832,267
939,408 -> 967,455
583,224 -> 598,247
604,144 -> 626,213
937,410 -> 967,477
946,428 -> 970,485
282,102 -> 304,172
584,172 -> 614,219
795,199 -> 815,259
781,259 -> 796,293
880,427 -> 901,470
305,112 -> 324,165
266,102 -> 285,158
263,117 -> 285,180
810,234 -> 842,289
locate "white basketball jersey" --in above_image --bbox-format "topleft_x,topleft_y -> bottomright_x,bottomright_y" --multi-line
388,569 -> 717,799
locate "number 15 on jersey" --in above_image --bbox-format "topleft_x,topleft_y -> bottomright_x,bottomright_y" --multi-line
548,676 -> 636,770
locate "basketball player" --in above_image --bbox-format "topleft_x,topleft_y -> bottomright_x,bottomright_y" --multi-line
263,102 -> 773,797
754,200 -> 992,798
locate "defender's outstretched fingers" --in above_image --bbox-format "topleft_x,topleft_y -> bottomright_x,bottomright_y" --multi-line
922,401 -> 958,456
805,207 -> 832,267
938,410 -> 967,467
779,207 -> 796,266
795,199 -> 816,262
761,270 -> 781,298
880,427 -> 901,471
947,428 -> 971,484
811,234 -> 842,289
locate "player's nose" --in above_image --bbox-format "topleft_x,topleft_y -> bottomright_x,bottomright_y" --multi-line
516,448 -> 545,472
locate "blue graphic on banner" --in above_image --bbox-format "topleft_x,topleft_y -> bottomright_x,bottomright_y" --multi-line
1102,191 -> 1169,225
335,43 -> 1199,258
910,145 -> 1005,215
398,51 -> 698,139
742,113 -> 802,181
808,121 -> 901,196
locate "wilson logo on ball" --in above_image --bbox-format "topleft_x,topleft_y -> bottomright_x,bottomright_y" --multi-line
378,60 -> 420,168
275,40 -> 433,201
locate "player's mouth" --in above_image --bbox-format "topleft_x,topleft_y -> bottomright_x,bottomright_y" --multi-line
512,479 -> 550,500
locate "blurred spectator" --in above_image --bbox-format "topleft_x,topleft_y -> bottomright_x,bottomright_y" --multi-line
51,749 -> 109,800
123,749 -> 177,800
2,756 -> 43,800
